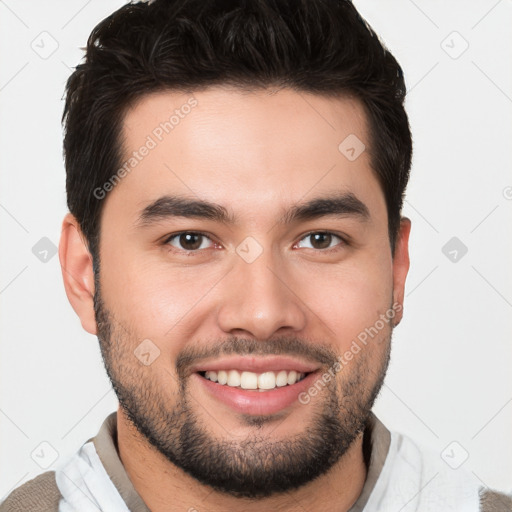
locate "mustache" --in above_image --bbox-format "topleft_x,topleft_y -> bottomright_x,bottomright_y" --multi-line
176,336 -> 338,378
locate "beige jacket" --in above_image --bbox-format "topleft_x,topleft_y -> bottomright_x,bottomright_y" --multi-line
1,412 -> 510,511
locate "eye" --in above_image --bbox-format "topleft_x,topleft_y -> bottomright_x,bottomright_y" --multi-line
164,231 -> 215,252
296,232 -> 345,251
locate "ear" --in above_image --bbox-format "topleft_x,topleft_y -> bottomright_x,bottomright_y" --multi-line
59,213 -> 97,335
391,217 -> 411,326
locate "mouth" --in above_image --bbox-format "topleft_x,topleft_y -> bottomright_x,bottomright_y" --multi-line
198,369 -> 309,392
191,357 -> 321,416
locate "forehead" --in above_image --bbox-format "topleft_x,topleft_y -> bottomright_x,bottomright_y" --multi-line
106,86 -> 384,226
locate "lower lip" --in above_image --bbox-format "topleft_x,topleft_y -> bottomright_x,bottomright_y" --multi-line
193,371 -> 319,416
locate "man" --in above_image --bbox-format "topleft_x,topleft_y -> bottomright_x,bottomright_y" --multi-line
1,0 -> 510,510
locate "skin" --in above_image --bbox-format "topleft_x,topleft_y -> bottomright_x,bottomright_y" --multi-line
59,86 -> 411,512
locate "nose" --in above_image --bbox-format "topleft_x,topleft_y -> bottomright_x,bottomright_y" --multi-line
216,247 -> 307,340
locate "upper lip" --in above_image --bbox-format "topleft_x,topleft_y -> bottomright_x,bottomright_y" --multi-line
190,355 -> 320,374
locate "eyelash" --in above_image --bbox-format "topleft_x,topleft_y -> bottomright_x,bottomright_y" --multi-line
162,231 -> 348,255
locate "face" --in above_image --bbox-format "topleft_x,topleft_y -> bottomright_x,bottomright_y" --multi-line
86,86 -> 409,498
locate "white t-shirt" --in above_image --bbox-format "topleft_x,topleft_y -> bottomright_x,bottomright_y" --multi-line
54,412 -> 484,511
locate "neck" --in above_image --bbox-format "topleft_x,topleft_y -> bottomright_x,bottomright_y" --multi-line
117,408 -> 368,512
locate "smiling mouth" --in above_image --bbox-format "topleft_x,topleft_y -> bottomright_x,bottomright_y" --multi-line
197,369 -> 310,391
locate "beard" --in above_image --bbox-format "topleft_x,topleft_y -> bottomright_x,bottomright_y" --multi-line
94,281 -> 392,499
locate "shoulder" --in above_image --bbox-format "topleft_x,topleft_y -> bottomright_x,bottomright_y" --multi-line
389,430 -> 512,511
382,430 -> 483,509
0,471 -> 61,512
479,488 -> 512,512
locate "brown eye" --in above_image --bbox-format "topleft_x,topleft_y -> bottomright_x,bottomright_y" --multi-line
166,232 -> 213,252
310,233 -> 332,249
297,232 -> 344,251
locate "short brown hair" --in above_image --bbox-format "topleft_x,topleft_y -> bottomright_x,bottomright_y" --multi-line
62,0 -> 412,268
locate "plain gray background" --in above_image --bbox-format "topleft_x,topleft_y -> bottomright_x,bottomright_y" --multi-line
1,0 -> 511,498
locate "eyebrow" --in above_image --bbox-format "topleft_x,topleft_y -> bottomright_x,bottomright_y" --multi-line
136,192 -> 370,228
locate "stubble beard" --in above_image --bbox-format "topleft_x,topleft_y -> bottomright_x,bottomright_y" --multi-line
93,284 -> 392,498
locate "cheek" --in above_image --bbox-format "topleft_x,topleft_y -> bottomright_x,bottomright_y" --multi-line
99,248 -> 224,345
300,255 -> 393,346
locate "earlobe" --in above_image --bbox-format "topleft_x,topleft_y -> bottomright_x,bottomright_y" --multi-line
392,217 -> 411,326
59,213 -> 97,335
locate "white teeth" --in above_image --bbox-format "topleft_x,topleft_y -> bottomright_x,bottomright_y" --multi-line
202,369 -> 308,390
287,370 -> 298,385
240,371 -> 258,389
276,370 -> 288,387
227,369 -> 241,387
258,371 -> 276,390
205,370 -> 218,382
